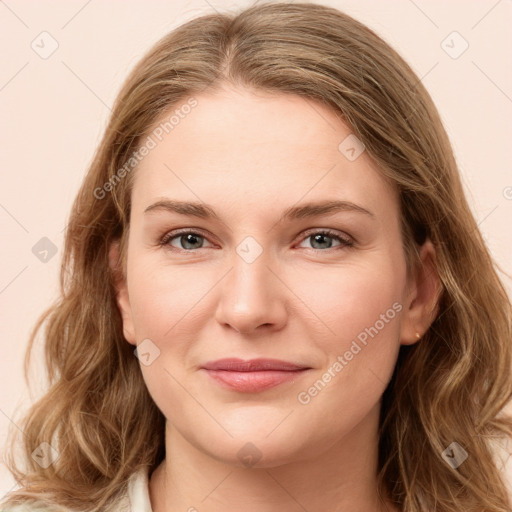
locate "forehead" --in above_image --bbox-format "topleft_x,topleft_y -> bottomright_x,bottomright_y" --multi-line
131,85 -> 397,219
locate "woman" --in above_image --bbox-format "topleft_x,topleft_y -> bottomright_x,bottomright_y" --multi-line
2,2 -> 511,511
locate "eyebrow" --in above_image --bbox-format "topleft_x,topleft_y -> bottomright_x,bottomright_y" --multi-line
144,199 -> 375,221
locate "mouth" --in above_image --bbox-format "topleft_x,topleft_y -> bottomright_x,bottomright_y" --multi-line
200,358 -> 312,393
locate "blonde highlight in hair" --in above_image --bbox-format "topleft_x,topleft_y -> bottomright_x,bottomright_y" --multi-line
2,2 -> 511,511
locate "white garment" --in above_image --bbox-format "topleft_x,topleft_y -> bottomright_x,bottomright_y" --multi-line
0,468 -> 153,512
126,467 -> 153,512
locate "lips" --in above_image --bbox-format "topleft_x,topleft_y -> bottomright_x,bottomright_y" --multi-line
202,358 -> 308,372
201,358 -> 311,393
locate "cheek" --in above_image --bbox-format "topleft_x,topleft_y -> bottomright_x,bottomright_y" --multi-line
291,256 -> 404,402
126,254 -> 214,340
126,259 -> 207,417
291,256 -> 405,345
292,262 -> 403,430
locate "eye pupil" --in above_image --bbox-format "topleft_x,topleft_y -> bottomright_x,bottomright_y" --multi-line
181,233 -> 203,249
311,234 -> 332,249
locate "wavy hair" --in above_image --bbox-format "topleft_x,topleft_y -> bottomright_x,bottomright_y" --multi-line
2,2 -> 512,511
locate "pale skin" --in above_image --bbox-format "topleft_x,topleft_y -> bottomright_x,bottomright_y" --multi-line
110,84 -> 440,511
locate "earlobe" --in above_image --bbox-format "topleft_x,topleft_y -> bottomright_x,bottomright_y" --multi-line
109,241 -> 137,345
400,239 -> 442,346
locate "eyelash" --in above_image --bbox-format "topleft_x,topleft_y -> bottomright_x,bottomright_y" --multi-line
158,228 -> 354,252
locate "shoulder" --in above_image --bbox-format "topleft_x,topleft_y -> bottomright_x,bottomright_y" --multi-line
1,505 -> 58,512
0,501 -> 77,512
0,468 -> 151,512
126,466 -> 153,511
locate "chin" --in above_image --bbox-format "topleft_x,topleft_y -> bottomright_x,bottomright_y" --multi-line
191,419 -> 318,469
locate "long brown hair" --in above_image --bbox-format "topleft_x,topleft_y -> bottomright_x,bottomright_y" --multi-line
2,2 -> 511,511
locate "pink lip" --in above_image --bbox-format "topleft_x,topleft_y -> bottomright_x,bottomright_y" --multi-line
202,358 -> 308,372
201,358 -> 311,393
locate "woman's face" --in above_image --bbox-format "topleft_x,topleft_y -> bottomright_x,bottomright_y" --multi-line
113,84 -> 423,467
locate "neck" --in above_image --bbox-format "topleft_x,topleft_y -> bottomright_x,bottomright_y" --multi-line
149,402 -> 398,512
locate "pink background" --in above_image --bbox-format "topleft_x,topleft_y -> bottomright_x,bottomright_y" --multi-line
1,0 -> 511,499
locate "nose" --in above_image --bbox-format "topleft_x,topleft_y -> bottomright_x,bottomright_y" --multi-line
214,247 -> 288,335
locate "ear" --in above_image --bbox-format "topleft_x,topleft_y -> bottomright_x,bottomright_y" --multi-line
109,240 -> 136,346
400,239 -> 442,345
